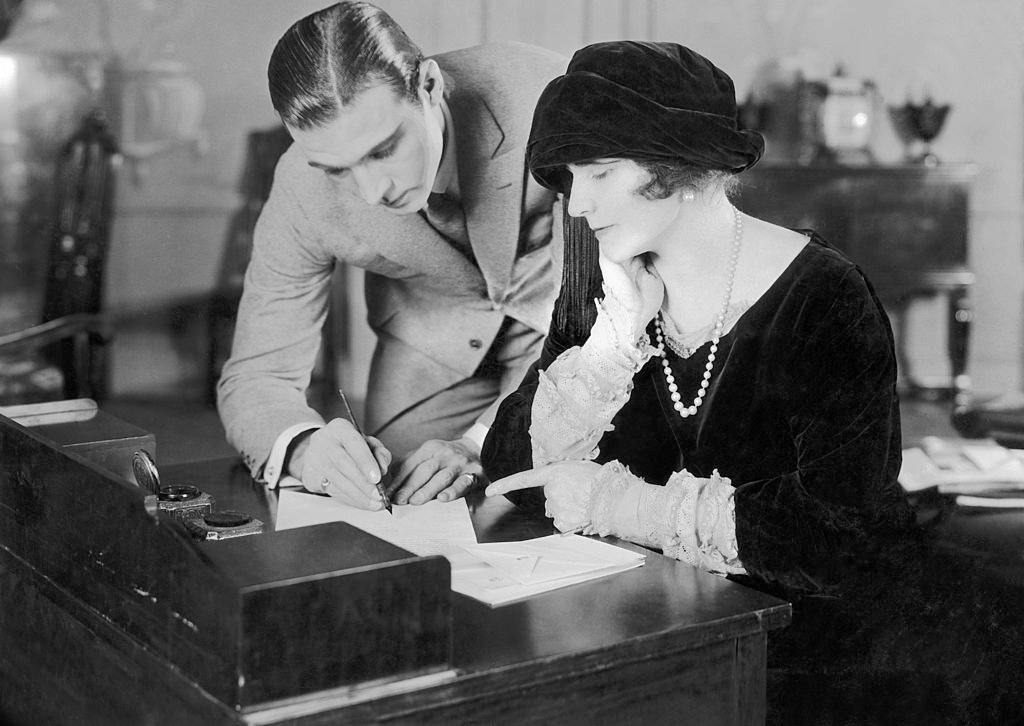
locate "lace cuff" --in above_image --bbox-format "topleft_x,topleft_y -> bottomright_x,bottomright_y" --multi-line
586,285 -> 657,368
663,469 -> 746,575
530,290 -> 655,465
586,460 -> 687,548
583,461 -> 746,576
586,461 -> 637,536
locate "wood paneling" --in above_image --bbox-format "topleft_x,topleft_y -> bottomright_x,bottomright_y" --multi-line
483,0 -> 589,56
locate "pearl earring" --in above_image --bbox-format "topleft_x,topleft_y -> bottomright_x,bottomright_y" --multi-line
682,189 -> 695,202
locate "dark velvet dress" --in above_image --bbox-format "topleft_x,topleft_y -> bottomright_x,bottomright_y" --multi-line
483,234 -> 1024,725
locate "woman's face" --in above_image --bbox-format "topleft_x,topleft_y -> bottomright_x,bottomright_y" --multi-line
565,159 -> 683,263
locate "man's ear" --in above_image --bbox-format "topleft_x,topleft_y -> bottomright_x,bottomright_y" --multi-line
418,58 -> 444,107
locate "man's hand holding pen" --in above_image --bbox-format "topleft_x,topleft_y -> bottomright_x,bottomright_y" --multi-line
286,423 -> 483,510
290,419 -> 393,510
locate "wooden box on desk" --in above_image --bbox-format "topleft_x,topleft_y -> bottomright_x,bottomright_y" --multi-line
30,408 -> 155,483
0,399 -> 155,483
0,414 -> 452,709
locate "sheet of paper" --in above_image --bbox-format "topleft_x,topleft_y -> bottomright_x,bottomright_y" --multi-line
454,535 -> 645,607
275,491 -> 645,607
276,490 -> 476,558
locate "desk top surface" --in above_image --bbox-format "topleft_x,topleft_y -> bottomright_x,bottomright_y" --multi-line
0,414 -> 789,724
167,457 -> 791,676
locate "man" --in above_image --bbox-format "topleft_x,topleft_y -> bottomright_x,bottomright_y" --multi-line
217,2 -> 565,509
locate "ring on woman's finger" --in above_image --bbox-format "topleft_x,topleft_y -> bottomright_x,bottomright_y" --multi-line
320,476 -> 331,493
455,472 -> 478,489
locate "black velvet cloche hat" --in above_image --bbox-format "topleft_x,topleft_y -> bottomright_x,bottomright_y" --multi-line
527,41 -> 764,193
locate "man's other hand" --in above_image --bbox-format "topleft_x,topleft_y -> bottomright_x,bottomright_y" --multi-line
388,437 -> 483,505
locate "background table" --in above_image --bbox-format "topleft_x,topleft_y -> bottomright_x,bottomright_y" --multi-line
739,163 -> 976,402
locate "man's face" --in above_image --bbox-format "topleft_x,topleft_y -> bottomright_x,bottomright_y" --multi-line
289,80 -> 445,214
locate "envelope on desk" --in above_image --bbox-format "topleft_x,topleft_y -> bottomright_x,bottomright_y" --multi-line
460,535 -> 646,586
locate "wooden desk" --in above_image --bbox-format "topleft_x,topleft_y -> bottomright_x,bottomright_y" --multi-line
739,163 -> 977,402
917,497 -> 1024,591
0,454 -> 790,725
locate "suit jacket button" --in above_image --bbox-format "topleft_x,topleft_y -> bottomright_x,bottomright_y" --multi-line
469,339 -> 483,349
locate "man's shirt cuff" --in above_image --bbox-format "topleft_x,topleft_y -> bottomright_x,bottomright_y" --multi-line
463,422 -> 489,452
262,422 -> 322,488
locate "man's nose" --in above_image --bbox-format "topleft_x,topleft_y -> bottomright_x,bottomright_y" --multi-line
352,165 -> 390,206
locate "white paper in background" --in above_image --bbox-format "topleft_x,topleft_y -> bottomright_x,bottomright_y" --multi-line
899,439 -> 1024,493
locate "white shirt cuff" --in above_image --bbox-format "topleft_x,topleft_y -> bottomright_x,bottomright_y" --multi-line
463,422 -> 489,452
262,422 -> 322,489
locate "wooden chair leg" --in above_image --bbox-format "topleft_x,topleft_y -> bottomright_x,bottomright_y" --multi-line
947,285 -> 972,406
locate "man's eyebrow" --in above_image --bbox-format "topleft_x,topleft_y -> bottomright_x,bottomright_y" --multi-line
306,126 -> 402,173
364,126 -> 401,158
308,160 -> 347,173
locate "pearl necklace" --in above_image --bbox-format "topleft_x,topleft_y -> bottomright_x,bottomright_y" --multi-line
654,206 -> 743,419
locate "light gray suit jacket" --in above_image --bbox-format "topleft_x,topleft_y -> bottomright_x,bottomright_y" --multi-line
218,42 -> 567,476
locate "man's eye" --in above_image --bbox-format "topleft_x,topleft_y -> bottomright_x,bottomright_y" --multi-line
324,167 -> 349,177
369,142 -> 396,160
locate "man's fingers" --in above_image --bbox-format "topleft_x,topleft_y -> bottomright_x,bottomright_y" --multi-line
390,458 -> 442,504
406,466 -> 458,505
436,472 -> 479,502
322,446 -> 370,490
389,446 -> 433,491
485,469 -> 548,496
306,421 -> 389,507
323,419 -> 382,483
365,436 -> 392,474
321,478 -> 377,508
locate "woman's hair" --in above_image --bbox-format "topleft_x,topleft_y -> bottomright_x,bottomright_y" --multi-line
633,161 -> 739,200
268,1 -> 424,129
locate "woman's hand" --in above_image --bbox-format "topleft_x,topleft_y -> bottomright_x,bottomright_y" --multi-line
598,252 -> 665,339
486,460 -> 603,532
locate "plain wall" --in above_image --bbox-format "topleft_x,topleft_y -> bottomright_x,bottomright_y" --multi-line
86,0 -> 1023,401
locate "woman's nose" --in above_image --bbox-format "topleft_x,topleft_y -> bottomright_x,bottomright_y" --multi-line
565,182 -> 591,218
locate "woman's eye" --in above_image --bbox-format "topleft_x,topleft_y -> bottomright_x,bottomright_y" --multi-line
592,170 -> 610,180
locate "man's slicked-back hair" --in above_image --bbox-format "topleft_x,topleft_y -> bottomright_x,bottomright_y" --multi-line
268,1 -> 424,130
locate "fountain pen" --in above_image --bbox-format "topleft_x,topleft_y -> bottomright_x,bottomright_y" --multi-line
337,388 -> 392,513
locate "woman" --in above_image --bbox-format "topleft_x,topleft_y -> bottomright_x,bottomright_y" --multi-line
482,41 -> 1024,724
484,39 -> 910,594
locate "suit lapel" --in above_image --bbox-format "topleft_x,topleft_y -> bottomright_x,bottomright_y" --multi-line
450,89 -> 522,300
